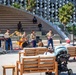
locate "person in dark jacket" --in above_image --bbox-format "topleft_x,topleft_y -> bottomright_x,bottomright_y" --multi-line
38,22 -> 42,31
17,21 -> 23,32
32,16 -> 37,24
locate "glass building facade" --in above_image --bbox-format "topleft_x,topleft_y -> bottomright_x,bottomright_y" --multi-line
0,0 -> 76,23
35,0 -> 76,23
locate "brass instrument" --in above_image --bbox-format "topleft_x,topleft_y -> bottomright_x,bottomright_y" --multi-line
10,31 -> 22,37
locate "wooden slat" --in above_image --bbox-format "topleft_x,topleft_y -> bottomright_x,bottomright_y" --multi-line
16,56 -> 58,75
67,46 -> 76,57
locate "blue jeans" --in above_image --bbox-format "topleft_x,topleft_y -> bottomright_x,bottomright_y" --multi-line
47,38 -> 54,48
32,40 -> 36,47
5,38 -> 13,50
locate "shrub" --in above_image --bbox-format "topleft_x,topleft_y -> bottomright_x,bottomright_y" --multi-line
12,2 -> 21,9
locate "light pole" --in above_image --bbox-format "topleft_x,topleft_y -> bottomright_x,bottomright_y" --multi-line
72,24 -> 75,46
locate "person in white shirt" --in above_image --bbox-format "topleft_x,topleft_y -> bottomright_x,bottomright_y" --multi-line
43,50 -> 55,56
5,29 -> 13,51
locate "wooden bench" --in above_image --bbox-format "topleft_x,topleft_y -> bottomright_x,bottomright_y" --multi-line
16,56 -> 58,75
67,46 -> 76,59
19,47 -> 48,61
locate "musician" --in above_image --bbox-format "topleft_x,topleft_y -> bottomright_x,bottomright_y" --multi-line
22,36 -> 29,48
16,31 -> 28,49
46,30 -> 54,49
30,30 -> 36,47
4,29 -> 13,51
37,39 -> 44,47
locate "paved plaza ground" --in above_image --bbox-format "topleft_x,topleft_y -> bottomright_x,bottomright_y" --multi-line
0,50 -> 76,75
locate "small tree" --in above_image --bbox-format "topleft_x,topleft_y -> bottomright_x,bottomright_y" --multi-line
26,0 -> 36,11
58,2 -> 74,30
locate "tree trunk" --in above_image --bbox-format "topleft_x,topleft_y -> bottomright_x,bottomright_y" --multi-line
28,0 -> 30,5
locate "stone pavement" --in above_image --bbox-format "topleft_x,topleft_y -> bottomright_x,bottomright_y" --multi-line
0,50 -> 76,75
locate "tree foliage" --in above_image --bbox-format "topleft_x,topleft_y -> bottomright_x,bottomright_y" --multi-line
12,2 -> 21,9
12,0 -> 36,11
26,0 -> 36,11
58,2 -> 74,25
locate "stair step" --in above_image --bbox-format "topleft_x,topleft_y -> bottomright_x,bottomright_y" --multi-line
0,5 -> 39,34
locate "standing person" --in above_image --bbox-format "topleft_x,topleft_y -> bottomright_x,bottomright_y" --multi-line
38,22 -> 42,31
32,16 -> 37,24
4,29 -> 13,51
30,30 -> 36,47
46,30 -> 54,49
17,21 -> 23,32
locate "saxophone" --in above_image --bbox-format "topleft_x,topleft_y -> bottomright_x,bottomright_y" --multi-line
10,31 -> 22,37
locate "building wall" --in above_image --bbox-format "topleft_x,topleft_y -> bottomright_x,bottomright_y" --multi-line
0,0 -> 76,23
36,0 -> 76,23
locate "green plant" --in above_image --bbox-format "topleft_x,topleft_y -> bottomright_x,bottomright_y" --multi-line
66,26 -> 76,35
58,2 -> 74,26
26,0 -> 36,11
12,2 -> 21,9
66,27 -> 72,32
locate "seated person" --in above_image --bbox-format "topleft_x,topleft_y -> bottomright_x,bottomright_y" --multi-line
37,39 -> 44,47
65,40 -> 73,47
16,31 -> 28,48
32,16 -> 37,24
65,40 -> 75,60
22,38 -> 29,48
16,36 -> 28,49
36,50 -> 55,57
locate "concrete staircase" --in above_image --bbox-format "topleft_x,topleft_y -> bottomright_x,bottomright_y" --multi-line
0,5 -> 39,34
0,5 -> 67,42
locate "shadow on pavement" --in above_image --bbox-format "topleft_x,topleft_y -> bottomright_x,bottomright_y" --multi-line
60,73 -> 76,75
52,73 -> 76,75
69,59 -> 76,62
7,50 -> 20,54
0,50 -> 21,55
